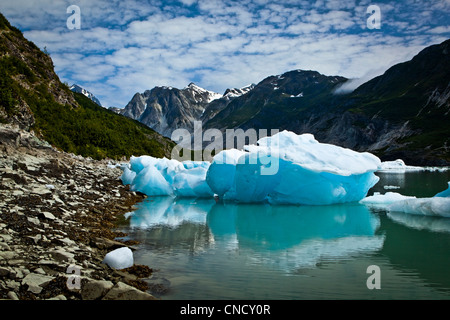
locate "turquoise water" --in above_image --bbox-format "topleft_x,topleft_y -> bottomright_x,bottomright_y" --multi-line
118,170 -> 450,300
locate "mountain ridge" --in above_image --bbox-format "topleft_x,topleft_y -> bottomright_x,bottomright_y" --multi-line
118,40 -> 450,165
118,82 -> 254,137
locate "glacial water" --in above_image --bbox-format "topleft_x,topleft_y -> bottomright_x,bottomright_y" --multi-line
118,170 -> 450,300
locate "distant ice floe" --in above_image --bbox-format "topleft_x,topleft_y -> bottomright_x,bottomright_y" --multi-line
383,185 -> 400,190
378,159 -> 449,173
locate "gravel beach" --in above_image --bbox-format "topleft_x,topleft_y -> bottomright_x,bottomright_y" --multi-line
0,123 -> 156,300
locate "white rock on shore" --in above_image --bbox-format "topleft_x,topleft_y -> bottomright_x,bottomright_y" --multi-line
103,247 -> 134,270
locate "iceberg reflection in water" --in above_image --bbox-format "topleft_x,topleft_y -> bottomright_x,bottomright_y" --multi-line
388,211 -> 450,234
119,170 -> 450,299
125,197 -> 384,271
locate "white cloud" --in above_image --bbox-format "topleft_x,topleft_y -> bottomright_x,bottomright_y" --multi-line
428,26 -> 450,34
1,0 -> 448,108
179,0 -> 197,6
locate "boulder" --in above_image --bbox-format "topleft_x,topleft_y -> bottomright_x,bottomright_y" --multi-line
102,282 -> 156,300
81,280 -> 114,300
21,273 -> 55,294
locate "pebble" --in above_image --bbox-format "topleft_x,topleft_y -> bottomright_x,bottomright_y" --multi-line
41,212 -> 56,220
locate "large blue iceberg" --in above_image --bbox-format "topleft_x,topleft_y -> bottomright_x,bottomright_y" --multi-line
122,130 -> 382,205
207,131 -> 381,205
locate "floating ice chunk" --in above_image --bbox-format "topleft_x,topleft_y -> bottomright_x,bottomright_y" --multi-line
102,247 -> 133,270
434,182 -> 450,198
383,185 -> 400,190
388,198 -> 450,218
378,159 -> 450,173
126,156 -> 213,198
359,192 -> 416,209
378,159 -> 423,173
360,183 -> 450,217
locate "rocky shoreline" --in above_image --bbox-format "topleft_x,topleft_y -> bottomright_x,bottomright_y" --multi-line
0,124 -> 156,300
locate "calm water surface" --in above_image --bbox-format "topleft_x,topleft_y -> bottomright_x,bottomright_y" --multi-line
118,170 -> 450,300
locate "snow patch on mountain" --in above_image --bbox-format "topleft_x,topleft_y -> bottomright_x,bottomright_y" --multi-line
70,84 -> 102,106
223,84 -> 255,100
185,82 -> 223,103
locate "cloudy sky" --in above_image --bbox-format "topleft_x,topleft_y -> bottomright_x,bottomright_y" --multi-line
0,0 -> 449,108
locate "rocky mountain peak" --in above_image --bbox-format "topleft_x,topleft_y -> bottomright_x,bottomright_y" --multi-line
119,82 -> 225,137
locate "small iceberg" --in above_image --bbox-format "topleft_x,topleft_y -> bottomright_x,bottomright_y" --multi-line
378,159 -> 450,173
122,156 -> 213,198
378,159 -> 424,173
360,182 -> 450,218
388,197 -> 450,217
360,192 -> 416,209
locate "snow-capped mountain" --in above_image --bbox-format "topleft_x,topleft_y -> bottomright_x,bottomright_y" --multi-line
223,84 -> 256,100
184,82 -> 223,104
119,82 -> 258,137
70,84 -> 102,107
200,84 -> 256,123
119,83 -> 225,137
